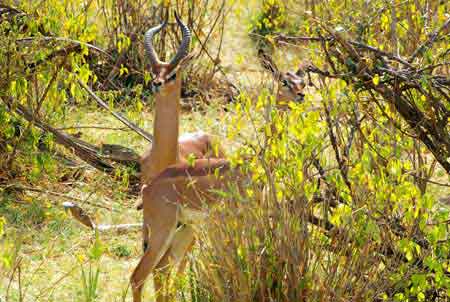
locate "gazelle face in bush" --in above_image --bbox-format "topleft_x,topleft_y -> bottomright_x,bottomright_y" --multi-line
276,70 -> 306,107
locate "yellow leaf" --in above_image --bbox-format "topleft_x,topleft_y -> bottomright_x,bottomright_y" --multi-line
137,101 -> 143,112
236,54 -> 244,65
0,217 -> 5,236
373,75 -> 380,86
76,253 -> 85,263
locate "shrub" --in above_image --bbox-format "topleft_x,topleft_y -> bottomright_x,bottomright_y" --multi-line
188,85 -> 449,301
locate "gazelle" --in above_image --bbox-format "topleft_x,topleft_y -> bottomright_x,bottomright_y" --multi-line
65,14 -> 224,233
131,158 -> 241,302
140,12 -> 225,186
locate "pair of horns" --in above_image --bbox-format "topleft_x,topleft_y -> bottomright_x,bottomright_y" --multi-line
144,12 -> 191,69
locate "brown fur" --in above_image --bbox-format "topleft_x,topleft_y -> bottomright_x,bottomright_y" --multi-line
139,75 -> 226,185
137,159 -> 230,210
153,159 -> 230,181
131,159 -> 242,302
178,133 -> 226,160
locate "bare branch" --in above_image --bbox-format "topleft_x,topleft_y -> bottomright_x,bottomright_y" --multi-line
63,202 -> 141,233
77,79 -> 153,143
410,17 -> 450,62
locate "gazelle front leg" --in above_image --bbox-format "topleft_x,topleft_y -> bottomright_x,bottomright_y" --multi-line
131,202 -> 179,302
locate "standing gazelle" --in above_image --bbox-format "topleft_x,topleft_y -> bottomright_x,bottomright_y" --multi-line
131,158 -> 240,302
140,12 -> 225,186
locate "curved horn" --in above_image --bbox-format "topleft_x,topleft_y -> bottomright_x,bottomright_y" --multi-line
144,19 -> 168,67
169,12 -> 191,67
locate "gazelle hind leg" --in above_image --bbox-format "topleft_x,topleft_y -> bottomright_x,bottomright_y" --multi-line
130,205 -> 178,302
152,224 -> 196,302
153,262 -> 171,302
169,225 -> 195,275
142,223 -> 150,253
142,223 -> 171,302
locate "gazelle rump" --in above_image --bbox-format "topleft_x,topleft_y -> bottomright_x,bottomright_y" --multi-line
131,158 -> 243,302
140,12 -> 225,185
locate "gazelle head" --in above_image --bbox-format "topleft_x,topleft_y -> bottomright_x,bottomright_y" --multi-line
277,69 -> 306,104
144,12 -> 191,93
257,49 -> 307,106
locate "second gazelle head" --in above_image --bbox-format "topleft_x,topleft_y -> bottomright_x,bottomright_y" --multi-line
257,49 -> 307,107
276,69 -> 306,105
144,12 -> 191,93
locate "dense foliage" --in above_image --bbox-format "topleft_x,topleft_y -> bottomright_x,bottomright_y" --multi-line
194,1 -> 450,301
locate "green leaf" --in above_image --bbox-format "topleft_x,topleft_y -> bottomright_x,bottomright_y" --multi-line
89,232 -> 105,261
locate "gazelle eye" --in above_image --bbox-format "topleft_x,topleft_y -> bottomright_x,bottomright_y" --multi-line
281,79 -> 289,87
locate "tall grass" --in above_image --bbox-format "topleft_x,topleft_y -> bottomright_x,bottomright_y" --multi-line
80,263 -> 101,302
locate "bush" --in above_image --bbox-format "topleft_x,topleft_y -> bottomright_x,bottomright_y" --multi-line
188,84 -> 449,301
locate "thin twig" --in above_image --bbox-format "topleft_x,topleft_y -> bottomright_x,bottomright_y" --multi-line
4,184 -> 112,210
18,264 -> 23,302
55,125 -> 130,131
405,174 -> 450,188
16,36 -> 112,59
410,16 -> 450,62
5,257 -> 22,302
33,258 -> 84,300
271,33 -> 414,68
35,56 -> 67,115
344,107 -> 363,160
77,79 -> 153,142
323,100 -> 352,192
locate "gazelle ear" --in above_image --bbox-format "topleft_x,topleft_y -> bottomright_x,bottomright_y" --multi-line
258,49 -> 280,80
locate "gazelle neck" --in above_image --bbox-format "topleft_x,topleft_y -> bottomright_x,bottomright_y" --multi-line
153,74 -> 182,161
141,74 -> 182,184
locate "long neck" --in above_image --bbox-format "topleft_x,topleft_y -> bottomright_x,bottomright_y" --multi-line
140,74 -> 183,184
152,75 -> 182,164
